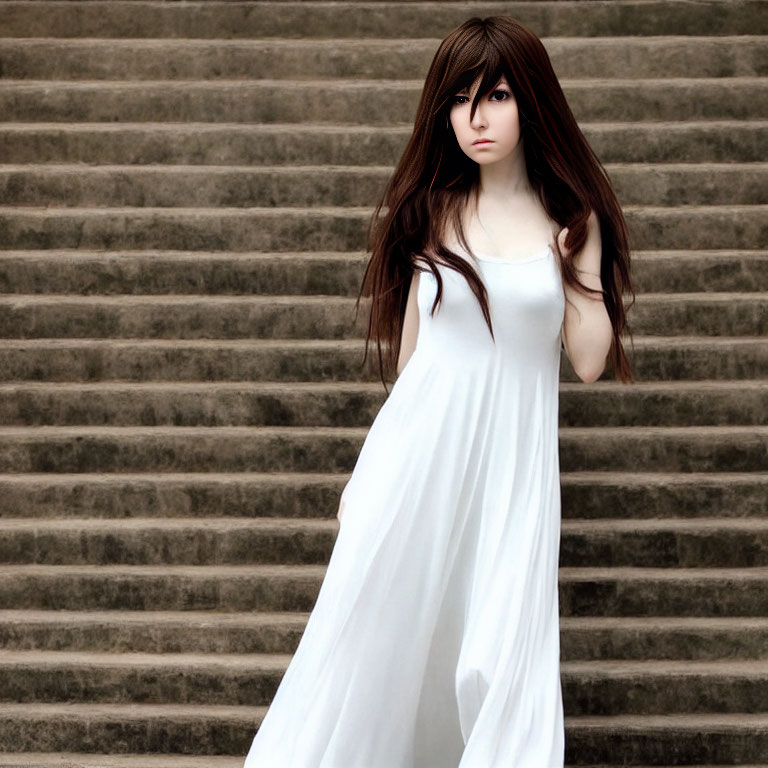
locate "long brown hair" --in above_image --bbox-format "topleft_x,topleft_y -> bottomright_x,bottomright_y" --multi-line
354,15 -> 635,393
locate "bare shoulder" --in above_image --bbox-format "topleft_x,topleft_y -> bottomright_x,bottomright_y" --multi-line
553,208 -> 601,251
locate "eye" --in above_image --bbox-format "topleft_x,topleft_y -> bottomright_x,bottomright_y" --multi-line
452,88 -> 510,106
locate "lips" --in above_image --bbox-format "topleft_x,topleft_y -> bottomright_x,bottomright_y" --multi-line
473,139 -> 494,145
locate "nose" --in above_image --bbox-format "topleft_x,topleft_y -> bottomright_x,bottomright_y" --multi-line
468,95 -> 488,129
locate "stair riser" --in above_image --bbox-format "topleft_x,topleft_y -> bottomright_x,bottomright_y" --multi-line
561,528 -> 768,567
0,714 -> 253,756
0,662 -> 766,714
0,754 -> 244,768
0,571 -> 765,615
0,713 -> 764,762
1,39 -> 765,80
0,663 -> 282,707
1,1 -> 764,38
2,618 -> 766,659
562,673 -> 768,716
562,576 -> 768,618
1,81 -> 767,123
2,525 -> 768,568
0,526 -> 340,566
0,385 -> 764,427
559,430 -> 768,472
0,429 -> 764,472
2,166 -> 766,207
0,475 -> 765,520
0,206 -> 763,252
563,476 -> 768,519
564,726 -> 768,764
561,625 -> 768,662
0,343 -> 387,384
0,297 -> 764,337
0,617 -> 308,655
2,124 -> 765,164
0,253 -> 766,294
0,342 -> 764,382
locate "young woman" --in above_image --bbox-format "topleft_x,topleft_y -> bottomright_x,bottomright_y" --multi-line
244,15 -> 634,768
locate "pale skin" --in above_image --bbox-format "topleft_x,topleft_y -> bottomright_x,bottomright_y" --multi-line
396,74 -> 614,383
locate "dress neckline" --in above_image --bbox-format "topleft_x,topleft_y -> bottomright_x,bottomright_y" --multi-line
469,242 -> 554,266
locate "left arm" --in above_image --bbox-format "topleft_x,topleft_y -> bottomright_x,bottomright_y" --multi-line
560,210 -> 613,383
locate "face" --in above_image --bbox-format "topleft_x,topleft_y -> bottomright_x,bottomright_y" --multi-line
448,74 -> 521,164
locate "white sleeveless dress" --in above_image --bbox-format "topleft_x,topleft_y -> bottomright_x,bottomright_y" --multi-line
243,241 -> 566,768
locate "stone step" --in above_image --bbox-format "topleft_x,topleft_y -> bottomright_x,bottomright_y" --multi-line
0,755 -> 243,768
0,650 -> 289,707
1,0 -> 762,38
0,250 -> 765,295
560,518 -> 768,568
3,758 -> 751,768
0,424 -> 764,472
0,563 -> 766,616
0,701 -> 263,756
0,204 -> 763,252
1,121 -> 764,164
0,380 -> 765,428
0,336 -> 763,383
0,470 -> 765,521
562,659 -> 768,715
561,616 -> 768,662
2,609 -> 766,660
1,36 -> 764,81
565,712 -> 768,764
1,516 -> 768,568
563,471 -> 768,520
561,566 -> 768,617
0,649 -> 766,715
0,704 -> 765,763
0,292 -> 765,338
2,162 -> 766,207
1,77 -> 765,123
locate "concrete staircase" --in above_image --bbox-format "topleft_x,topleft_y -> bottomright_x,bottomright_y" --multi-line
0,0 -> 766,765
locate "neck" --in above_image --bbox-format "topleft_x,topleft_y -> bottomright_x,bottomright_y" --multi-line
477,145 -> 533,202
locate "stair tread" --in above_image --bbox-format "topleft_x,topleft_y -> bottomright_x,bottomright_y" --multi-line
0,649 -> 765,674
0,609 -> 765,626
1,563 -> 766,576
1,515 -> 767,531
0,703 -> 763,725
2,75 -> 766,84
0,468 -> 759,479
0,424 -> 764,436
0,759 -> 763,768
1,118 -> 765,128
1,202 -> 766,212
0,757 -> 243,768
0,334 -> 762,346
0,33 -> 764,45
0,378 -> 764,392
0,701 -> 265,717
0,290 -> 765,301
